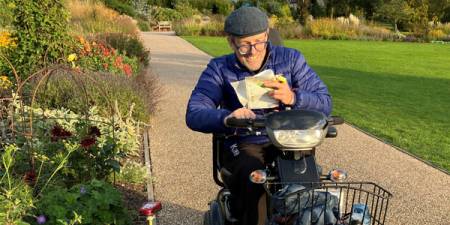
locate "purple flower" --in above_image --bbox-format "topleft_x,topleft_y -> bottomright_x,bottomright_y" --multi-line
80,186 -> 87,194
36,215 -> 46,224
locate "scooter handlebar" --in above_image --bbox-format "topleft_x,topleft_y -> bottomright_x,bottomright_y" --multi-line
225,117 -> 265,128
329,116 -> 344,125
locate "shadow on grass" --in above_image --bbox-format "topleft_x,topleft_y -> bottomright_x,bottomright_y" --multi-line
313,65 -> 450,171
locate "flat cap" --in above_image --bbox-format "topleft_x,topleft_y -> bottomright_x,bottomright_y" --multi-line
224,7 -> 268,37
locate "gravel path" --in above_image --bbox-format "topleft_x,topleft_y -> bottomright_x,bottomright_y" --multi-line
141,32 -> 450,225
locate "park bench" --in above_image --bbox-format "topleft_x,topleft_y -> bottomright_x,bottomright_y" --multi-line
154,21 -> 172,32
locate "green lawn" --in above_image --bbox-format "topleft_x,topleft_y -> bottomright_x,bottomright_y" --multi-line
183,36 -> 450,172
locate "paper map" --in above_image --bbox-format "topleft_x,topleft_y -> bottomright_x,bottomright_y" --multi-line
230,69 -> 279,109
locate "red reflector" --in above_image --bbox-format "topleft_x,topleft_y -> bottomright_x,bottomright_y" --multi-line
139,201 -> 162,216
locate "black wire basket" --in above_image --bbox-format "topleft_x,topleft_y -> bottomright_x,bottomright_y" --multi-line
266,181 -> 393,225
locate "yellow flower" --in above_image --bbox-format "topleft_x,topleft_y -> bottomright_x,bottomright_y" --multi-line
67,53 -> 77,62
0,75 -> 13,90
0,31 -> 17,49
7,3 -> 16,9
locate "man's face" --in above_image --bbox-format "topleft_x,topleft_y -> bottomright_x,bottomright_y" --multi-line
229,31 -> 268,72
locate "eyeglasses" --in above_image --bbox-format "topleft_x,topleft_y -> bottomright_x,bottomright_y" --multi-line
234,41 -> 268,55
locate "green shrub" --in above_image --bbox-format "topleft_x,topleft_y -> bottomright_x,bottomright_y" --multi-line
0,1 -> 14,28
175,18 -> 224,36
151,7 -> 183,22
96,33 -> 150,66
7,96 -> 143,185
73,36 -> 140,77
34,180 -> 131,225
174,21 -> 202,36
275,19 -> 306,39
174,2 -> 199,19
137,18 -> 151,31
306,18 -> 395,41
2,0 -> 72,79
200,21 -> 225,36
102,0 -> 136,17
33,69 -> 159,123
0,145 -> 34,225
114,160 -> 149,185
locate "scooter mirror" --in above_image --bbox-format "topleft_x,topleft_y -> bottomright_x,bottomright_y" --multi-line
329,168 -> 348,182
249,170 -> 267,184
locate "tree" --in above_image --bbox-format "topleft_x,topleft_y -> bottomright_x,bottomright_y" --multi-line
326,0 -> 351,18
407,0 -> 430,34
376,0 -> 414,32
428,0 -> 450,21
297,0 -> 312,24
354,0 -> 384,20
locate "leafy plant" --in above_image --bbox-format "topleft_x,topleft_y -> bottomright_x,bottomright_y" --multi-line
0,1 -> 15,28
114,160 -> 150,185
0,144 -> 34,225
137,18 -> 151,32
33,69 -> 156,123
67,0 -> 139,36
34,179 -> 131,225
151,7 -> 183,22
8,96 -> 142,185
2,0 -> 72,79
73,36 -> 139,77
96,33 -> 150,66
102,0 -> 137,17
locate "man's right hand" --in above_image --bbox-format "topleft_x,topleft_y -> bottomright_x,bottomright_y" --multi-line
224,108 -> 256,125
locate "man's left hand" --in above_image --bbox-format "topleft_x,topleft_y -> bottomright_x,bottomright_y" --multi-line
263,80 -> 295,105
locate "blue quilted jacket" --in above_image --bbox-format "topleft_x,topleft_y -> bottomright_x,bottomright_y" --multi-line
186,43 -> 332,144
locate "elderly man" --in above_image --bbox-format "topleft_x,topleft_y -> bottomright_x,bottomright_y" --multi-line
186,6 -> 332,225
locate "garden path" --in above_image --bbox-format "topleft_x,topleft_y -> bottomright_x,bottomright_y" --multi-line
141,31 -> 450,225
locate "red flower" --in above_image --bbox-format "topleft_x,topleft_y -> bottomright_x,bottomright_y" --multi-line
114,56 -> 123,68
23,170 -> 36,186
51,124 -> 72,142
103,63 -> 109,70
89,126 -> 101,137
80,137 -> 96,149
123,64 -> 132,77
102,47 -> 110,57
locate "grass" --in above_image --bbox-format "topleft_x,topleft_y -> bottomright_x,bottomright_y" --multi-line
66,0 -> 139,36
183,36 -> 450,172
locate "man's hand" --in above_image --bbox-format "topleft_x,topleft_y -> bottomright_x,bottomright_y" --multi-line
224,108 -> 256,125
263,80 -> 295,105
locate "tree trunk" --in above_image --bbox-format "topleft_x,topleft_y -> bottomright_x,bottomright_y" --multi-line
394,19 -> 398,32
298,0 -> 311,25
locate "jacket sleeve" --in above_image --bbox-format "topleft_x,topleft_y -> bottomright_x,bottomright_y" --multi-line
290,51 -> 332,116
186,59 -> 233,133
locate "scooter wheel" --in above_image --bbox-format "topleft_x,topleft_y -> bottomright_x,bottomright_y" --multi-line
205,200 -> 225,225
203,211 -> 211,225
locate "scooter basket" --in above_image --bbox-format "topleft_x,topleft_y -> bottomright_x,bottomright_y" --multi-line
267,182 -> 392,225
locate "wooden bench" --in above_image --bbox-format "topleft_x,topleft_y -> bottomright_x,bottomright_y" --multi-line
154,21 -> 172,32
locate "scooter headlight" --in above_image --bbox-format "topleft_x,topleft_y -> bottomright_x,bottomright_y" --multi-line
265,110 -> 328,150
272,128 -> 325,149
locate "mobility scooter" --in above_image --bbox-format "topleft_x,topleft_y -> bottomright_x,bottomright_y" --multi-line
204,110 -> 392,225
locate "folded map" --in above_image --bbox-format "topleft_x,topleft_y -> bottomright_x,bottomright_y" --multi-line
230,69 -> 279,109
